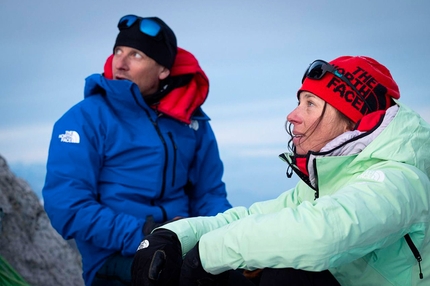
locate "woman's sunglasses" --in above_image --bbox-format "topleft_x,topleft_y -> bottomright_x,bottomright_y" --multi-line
302,60 -> 372,112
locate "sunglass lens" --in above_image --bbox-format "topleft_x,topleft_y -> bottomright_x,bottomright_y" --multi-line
118,15 -> 138,29
307,61 -> 325,80
140,19 -> 161,37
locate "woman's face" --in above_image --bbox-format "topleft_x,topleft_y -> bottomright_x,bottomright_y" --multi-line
287,91 -> 351,155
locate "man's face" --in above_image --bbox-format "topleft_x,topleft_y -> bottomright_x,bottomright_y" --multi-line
112,46 -> 170,96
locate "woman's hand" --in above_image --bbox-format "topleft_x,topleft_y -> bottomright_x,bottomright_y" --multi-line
179,242 -> 229,286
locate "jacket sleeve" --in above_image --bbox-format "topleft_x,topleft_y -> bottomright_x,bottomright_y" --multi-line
42,104 -> 144,255
186,119 -> 232,216
162,188 -> 301,255
196,163 -> 430,274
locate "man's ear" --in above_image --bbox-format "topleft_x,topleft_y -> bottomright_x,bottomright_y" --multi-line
159,67 -> 170,80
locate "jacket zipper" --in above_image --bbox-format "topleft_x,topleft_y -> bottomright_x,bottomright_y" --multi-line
135,97 -> 169,222
167,132 -> 177,187
312,157 -> 319,199
405,233 -> 424,279
150,120 -> 168,222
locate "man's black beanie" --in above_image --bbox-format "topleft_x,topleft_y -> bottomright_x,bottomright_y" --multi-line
114,16 -> 177,69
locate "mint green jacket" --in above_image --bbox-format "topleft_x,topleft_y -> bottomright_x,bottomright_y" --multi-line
163,103 -> 430,285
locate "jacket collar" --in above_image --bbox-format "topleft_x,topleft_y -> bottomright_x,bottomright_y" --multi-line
280,105 -> 399,194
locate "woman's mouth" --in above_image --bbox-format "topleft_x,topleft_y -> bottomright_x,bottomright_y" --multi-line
292,134 -> 303,146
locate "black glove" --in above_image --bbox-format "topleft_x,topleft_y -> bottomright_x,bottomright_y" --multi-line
179,242 -> 230,286
131,229 -> 182,286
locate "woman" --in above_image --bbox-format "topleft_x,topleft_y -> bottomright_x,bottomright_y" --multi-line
131,56 -> 430,286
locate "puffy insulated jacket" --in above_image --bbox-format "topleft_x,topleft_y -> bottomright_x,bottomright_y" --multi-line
163,103 -> 430,286
42,48 -> 231,285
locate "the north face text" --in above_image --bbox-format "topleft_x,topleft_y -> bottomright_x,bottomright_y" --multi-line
326,65 -> 388,114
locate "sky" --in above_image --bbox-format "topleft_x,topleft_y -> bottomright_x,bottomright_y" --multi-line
1,0 -> 430,207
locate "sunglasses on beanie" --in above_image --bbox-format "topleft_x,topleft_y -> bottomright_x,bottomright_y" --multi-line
302,60 -> 372,112
118,15 -> 162,39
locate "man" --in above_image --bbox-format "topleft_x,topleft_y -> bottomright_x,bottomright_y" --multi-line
42,15 -> 231,286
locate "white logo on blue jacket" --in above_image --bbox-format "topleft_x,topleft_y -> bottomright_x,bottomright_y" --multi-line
59,131 -> 80,143
189,120 -> 199,131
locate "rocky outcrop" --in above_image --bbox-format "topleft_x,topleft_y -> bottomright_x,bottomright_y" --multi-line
0,154 -> 84,286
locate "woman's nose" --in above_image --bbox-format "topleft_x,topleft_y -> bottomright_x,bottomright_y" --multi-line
287,107 -> 300,124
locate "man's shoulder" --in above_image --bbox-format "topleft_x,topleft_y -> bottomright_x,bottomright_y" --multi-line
57,94 -> 108,124
191,107 -> 210,121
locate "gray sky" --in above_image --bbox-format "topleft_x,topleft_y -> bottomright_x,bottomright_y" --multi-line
1,0 -> 429,206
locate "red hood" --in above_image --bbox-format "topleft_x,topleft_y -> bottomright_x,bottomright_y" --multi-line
104,47 -> 209,124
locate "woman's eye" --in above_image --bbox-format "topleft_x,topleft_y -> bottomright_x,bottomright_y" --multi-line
133,52 -> 142,59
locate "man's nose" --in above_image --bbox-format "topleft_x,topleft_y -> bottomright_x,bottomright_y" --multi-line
114,55 -> 128,70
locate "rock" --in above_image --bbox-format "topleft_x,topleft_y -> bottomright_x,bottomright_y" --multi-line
0,154 -> 84,286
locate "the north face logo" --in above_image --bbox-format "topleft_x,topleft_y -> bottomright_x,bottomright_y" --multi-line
59,131 -> 80,143
189,120 -> 199,131
327,65 -> 388,115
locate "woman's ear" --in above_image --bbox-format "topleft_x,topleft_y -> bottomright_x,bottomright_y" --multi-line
345,120 -> 356,132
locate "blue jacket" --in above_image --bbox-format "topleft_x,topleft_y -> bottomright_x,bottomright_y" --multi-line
42,73 -> 231,284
